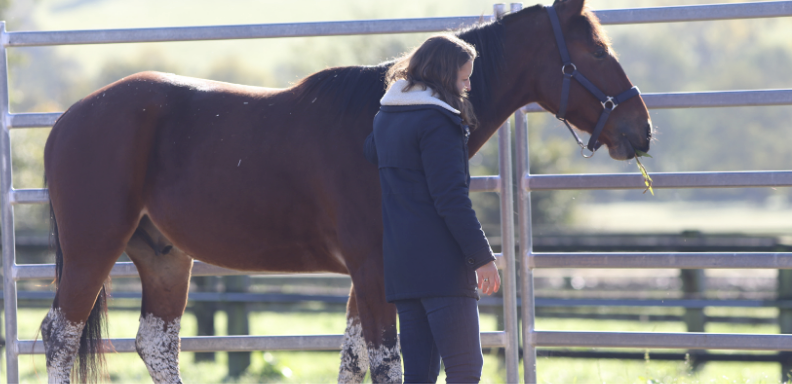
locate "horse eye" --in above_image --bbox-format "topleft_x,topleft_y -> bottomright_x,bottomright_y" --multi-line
593,48 -> 607,59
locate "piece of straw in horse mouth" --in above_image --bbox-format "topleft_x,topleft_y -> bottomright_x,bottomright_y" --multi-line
635,150 -> 654,195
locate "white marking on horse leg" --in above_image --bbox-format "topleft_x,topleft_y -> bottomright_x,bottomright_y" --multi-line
367,335 -> 402,384
136,313 -> 183,384
41,307 -> 85,384
338,317 -> 369,384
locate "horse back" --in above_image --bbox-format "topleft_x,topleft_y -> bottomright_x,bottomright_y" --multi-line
45,71 -> 380,273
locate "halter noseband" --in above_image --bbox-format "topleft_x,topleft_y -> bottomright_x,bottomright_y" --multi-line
545,5 -> 641,158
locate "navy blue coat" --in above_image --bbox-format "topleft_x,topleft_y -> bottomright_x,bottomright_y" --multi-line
364,104 -> 495,302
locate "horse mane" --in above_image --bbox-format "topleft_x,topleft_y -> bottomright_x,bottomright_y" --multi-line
290,5 -> 548,123
456,14 -> 505,116
456,4 -> 543,118
292,63 -> 392,120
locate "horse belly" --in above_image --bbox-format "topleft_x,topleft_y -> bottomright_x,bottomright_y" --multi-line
144,133 -> 348,274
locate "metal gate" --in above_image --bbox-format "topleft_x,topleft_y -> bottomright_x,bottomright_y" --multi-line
0,4 -> 522,383
514,1 -> 792,383
3,1 -> 792,383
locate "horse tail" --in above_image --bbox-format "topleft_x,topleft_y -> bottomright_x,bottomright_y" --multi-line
50,201 -> 108,383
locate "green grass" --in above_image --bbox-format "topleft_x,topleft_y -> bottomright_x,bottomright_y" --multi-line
6,308 -> 790,383
533,358 -> 781,384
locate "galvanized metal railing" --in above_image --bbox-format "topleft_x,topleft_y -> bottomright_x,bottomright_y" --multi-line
514,2 -> 792,382
0,4 -> 523,383
1,1 -> 792,383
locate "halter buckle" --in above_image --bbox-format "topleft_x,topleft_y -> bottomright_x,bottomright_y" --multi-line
601,96 -> 617,111
561,63 -> 577,76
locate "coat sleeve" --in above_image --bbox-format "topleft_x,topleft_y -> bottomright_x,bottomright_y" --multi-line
419,120 -> 495,270
363,132 -> 378,166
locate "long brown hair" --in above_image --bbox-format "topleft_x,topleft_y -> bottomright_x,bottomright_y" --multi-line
386,34 -> 478,129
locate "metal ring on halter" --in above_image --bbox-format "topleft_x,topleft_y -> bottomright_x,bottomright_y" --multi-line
601,96 -> 617,111
581,146 -> 596,158
561,62 -> 577,75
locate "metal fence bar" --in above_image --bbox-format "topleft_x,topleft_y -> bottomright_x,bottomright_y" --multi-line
640,89 -> 792,109
5,2 -> 792,47
470,175 -> 500,193
13,253 -> 505,280
535,331 -> 792,351
5,16 -> 490,47
9,188 -> 48,205
595,1 -> 792,25
9,112 -> 60,128
16,168 -> 792,207
520,89 -> 792,113
18,89 -> 792,129
17,331 -> 508,354
536,298 -> 792,309
11,290 -> 792,309
3,175 -> 499,207
530,252 -> 792,269
525,171 -> 792,192
10,290 -> 792,309
17,331 -> 786,353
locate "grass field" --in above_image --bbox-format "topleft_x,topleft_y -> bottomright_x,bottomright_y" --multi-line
5,307 -> 788,383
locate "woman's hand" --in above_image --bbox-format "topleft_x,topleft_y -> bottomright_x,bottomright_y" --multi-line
475,261 -> 500,295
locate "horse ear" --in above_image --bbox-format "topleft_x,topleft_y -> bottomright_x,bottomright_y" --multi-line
553,0 -> 586,17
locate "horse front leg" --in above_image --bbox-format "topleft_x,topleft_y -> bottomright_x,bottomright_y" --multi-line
126,217 -> 193,384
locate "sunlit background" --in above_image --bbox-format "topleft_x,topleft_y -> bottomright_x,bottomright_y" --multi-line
2,0 -> 792,382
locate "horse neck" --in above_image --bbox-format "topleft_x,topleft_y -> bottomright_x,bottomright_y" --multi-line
468,8 -> 549,155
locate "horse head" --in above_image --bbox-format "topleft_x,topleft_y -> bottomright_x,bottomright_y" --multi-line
503,0 -> 652,160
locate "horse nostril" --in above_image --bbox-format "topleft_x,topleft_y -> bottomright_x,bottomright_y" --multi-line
161,245 -> 173,255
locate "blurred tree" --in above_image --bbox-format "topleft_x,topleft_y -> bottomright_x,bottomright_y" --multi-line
533,17 -> 792,204
93,48 -> 182,90
204,56 -> 273,87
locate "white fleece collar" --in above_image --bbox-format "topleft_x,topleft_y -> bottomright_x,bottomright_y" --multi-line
380,79 -> 460,114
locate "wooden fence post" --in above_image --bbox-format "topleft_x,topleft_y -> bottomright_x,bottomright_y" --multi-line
225,275 -> 251,377
681,269 -> 706,370
192,276 -> 218,363
777,270 -> 792,379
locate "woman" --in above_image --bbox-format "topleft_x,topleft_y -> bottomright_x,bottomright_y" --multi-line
364,34 -> 501,383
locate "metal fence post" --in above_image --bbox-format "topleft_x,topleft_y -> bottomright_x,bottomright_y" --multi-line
515,110 -> 536,383
499,116 -> 519,382
0,20 -> 20,383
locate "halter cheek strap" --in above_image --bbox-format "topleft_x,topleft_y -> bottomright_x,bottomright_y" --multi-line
546,5 -> 641,157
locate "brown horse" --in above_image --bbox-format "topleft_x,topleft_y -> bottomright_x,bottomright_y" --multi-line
40,0 -> 651,382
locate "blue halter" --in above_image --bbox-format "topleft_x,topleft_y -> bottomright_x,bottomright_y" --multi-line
545,5 -> 641,157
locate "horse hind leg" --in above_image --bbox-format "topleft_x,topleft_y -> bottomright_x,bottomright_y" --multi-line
41,208 -> 126,383
338,286 -> 369,383
41,307 -> 87,383
345,266 -> 401,383
126,215 -> 193,384
356,285 -> 401,383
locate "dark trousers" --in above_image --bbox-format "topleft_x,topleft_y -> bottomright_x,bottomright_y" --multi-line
394,296 -> 483,383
